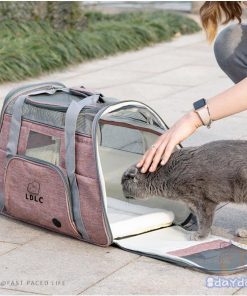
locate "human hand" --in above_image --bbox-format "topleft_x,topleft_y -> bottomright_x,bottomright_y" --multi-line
136,111 -> 203,173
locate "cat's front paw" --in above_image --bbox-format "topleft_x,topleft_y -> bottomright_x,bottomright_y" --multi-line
189,231 -> 207,241
236,228 -> 247,238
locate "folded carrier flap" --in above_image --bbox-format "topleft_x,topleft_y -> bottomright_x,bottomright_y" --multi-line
114,226 -> 247,274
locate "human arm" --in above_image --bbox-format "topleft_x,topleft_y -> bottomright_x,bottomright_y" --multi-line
137,77 -> 247,173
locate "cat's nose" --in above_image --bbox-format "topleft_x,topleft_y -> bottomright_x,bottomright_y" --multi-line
124,166 -> 138,179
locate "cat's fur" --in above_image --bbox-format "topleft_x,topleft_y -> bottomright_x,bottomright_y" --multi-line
121,140 -> 247,240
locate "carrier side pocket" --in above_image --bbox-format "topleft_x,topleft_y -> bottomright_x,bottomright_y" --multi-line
4,156 -> 80,238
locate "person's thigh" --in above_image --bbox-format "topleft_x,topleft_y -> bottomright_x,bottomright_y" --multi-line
214,24 -> 247,83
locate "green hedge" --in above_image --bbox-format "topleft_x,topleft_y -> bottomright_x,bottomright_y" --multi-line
0,11 -> 200,83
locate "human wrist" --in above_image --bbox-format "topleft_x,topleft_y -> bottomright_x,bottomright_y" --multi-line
187,110 -> 204,128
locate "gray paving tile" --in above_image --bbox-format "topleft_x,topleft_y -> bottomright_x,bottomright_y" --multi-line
171,42 -> 216,61
0,232 -> 138,295
234,287 -> 247,295
108,53 -> 196,74
213,204 -> 247,236
0,242 -> 20,256
0,287 -> 35,295
82,256 -> 241,295
163,32 -> 205,48
140,65 -> 225,87
0,215 -> 45,245
158,76 -> 233,107
60,68 -> 152,90
101,82 -> 187,101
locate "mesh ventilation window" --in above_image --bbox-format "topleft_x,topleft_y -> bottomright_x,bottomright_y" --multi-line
101,124 -> 145,154
99,105 -> 166,154
6,101 -> 105,136
107,106 -> 163,129
25,131 -> 61,165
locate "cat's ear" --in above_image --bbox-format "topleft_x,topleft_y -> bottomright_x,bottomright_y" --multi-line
124,166 -> 138,179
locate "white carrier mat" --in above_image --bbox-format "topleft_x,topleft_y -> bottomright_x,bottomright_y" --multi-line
107,197 -> 174,239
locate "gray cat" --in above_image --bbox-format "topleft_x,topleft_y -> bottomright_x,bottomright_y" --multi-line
121,140 -> 247,240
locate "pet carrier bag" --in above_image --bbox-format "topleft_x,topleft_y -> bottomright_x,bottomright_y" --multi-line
0,81 -> 247,275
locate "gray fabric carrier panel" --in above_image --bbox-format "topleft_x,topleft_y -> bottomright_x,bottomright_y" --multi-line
6,95 -> 26,157
65,95 -> 101,240
5,92 -> 114,136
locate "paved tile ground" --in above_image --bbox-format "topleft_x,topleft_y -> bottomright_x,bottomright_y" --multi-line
0,31 -> 247,295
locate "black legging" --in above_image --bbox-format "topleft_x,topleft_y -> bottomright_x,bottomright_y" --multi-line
214,23 -> 247,84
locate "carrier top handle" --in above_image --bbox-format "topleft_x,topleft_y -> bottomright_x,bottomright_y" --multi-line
65,95 -> 100,240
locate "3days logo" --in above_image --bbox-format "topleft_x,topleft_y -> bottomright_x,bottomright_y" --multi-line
26,181 -> 44,204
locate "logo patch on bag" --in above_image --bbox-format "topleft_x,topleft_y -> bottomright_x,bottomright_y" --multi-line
26,181 -> 44,203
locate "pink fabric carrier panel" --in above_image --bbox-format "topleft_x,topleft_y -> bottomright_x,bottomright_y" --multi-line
4,156 -> 80,238
0,114 -> 110,246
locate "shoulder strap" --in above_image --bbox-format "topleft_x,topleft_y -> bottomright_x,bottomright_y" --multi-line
65,95 -> 100,239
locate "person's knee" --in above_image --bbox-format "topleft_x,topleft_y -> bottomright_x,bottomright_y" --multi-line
214,27 -> 229,69
214,24 -> 245,83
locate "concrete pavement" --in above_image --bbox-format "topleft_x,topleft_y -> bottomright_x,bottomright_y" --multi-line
0,31 -> 247,295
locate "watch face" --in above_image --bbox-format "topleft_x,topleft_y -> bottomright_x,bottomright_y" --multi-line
193,98 -> 206,110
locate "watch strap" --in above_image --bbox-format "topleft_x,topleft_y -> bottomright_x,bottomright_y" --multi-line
193,98 -> 212,128
195,106 -> 211,127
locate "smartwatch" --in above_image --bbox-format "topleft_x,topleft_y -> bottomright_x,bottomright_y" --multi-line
193,98 -> 212,128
